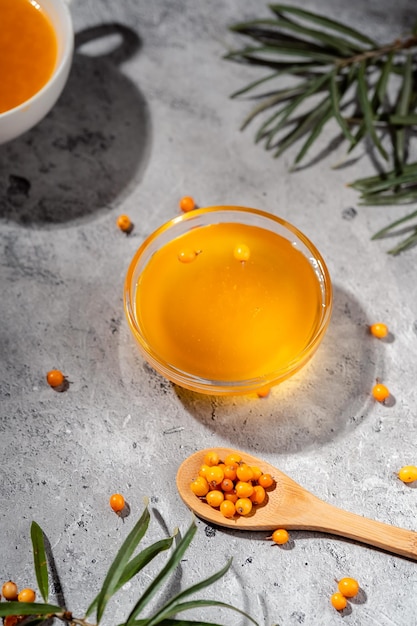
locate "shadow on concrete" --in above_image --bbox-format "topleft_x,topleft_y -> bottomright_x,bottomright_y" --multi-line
0,24 -> 151,227
172,284 -> 383,454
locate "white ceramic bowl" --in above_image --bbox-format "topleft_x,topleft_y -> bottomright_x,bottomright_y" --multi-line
0,0 -> 74,145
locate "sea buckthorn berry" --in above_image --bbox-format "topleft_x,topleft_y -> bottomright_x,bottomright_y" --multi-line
224,491 -> 238,503
190,476 -> 209,497
372,383 -> 390,403
250,485 -> 266,505
203,451 -> 220,467
2,581 -> 18,601
220,500 -> 236,518
220,478 -> 235,492
178,249 -> 198,263
370,323 -> 388,338
116,214 -> 133,233
236,464 -> 254,482
234,243 -> 250,262
223,465 -> 238,481
4,616 -> 25,626
109,493 -> 125,513
206,490 -> 224,508
179,196 -> 196,212
257,387 -> 270,398
337,577 -> 360,598
198,464 -> 211,478
331,592 -> 347,611
17,588 -> 36,603
46,369 -> 65,388
224,453 -> 242,466
271,529 -> 289,545
250,466 -> 263,481
258,473 -> 274,489
398,465 -> 417,483
235,481 -> 254,498
206,466 -> 224,487
235,497 -> 253,516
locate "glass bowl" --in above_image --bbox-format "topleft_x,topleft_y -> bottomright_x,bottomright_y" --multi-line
124,206 -> 332,395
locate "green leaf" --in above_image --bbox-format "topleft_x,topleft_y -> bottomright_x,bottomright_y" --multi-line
357,60 -> 388,160
348,161 -> 417,190
359,189 -> 417,205
394,53 -> 413,167
126,521 -> 197,625
148,599 -> 258,625
0,602 -> 62,617
269,4 -> 377,46
329,70 -> 355,145
372,208 -> 417,238
293,100 -> 333,164
387,229 -> 417,254
225,43 -> 337,63
30,522 -> 49,603
376,51 -> 393,105
389,113 -> 417,125
94,504 -> 151,623
240,85 -> 307,130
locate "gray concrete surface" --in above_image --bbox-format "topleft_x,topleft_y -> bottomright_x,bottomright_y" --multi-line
1,1 -> 417,624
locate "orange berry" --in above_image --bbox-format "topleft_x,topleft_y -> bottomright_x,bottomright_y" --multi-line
116,214 -> 133,233
178,249 -> 198,263
250,466 -> 263,481
224,491 -> 238,504
2,581 -> 18,601
331,592 -> 347,611
203,451 -> 220,467
249,484 -> 266,505
206,466 -> 224,487
338,577 -> 360,598
257,387 -> 270,398
206,490 -> 224,508
109,493 -> 125,512
235,481 -> 254,498
46,369 -> 65,388
236,464 -> 254,482
224,453 -> 242,466
234,243 -> 250,262
398,465 -> 417,483
235,497 -> 253,516
17,588 -> 36,603
220,478 -> 234,492
179,196 -> 196,212
223,465 -> 238,481
271,529 -> 289,545
258,473 -> 274,489
190,476 -> 209,497
4,616 -> 25,626
372,383 -> 390,402
198,464 -> 211,478
370,323 -> 388,338
220,500 -> 236,518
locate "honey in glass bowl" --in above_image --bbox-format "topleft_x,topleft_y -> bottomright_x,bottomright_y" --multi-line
124,206 -> 332,395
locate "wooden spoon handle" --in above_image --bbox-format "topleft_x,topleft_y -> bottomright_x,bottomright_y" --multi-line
305,498 -> 417,560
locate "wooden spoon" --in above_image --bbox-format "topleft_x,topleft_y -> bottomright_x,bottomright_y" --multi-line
176,447 -> 417,560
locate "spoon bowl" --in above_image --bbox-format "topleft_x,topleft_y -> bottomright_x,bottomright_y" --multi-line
176,448 -> 417,560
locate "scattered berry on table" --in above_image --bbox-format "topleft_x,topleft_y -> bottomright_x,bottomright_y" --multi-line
398,465 -> 417,483
337,577 -> 360,598
46,369 -> 65,389
179,196 -> 196,212
116,214 -> 133,233
257,387 -> 270,398
270,528 -> 290,545
2,580 -> 18,601
331,592 -> 347,611
369,322 -> 388,338
109,493 -> 125,513
372,383 -> 390,402
17,588 -> 36,603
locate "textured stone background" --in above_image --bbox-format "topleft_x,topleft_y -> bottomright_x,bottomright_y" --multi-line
1,1 -> 417,625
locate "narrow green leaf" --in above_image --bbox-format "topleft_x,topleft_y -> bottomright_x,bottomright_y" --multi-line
293,100 -> 333,164
388,229 -> 417,254
231,70 -> 282,98
371,209 -> 417,238
348,161 -> 417,189
0,602 -> 62,617
329,70 -> 355,144
94,505 -> 151,623
376,51 -> 393,105
225,43 -> 337,63
120,620 -> 225,626
147,559 -> 233,625
30,522 -> 49,603
355,172 -> 417,194
394,53 -> 413,167
359,189 -> 417,205
148,600 -> 259,626
240,84 -> 307,130
357,60 -> 388,160
269,4 -> 377,46
389,113 -> 417,125
126,521 -> 197,625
